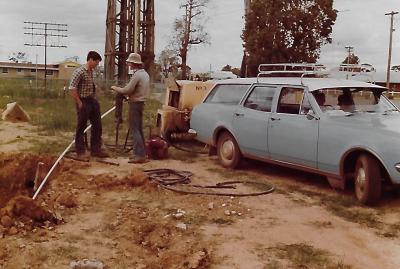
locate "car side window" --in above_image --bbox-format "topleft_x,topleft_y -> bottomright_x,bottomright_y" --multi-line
243,86 -> 276,112
277,87 -> 304,114
204,84 -> 250,104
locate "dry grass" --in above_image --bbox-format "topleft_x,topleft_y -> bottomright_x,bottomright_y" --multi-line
260,243 -> 352,269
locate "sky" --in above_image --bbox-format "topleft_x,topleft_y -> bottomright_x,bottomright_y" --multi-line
0,0 -> 399,73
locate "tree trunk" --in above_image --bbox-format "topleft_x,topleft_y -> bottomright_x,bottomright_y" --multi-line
181,49 -> 188,80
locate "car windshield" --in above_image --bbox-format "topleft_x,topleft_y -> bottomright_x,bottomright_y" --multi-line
312,87 -> 398,114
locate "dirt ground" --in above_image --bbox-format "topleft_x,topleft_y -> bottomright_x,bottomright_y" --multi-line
1,121 -> 400,269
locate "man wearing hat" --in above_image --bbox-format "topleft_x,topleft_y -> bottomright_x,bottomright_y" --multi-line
111,53 -> 150,163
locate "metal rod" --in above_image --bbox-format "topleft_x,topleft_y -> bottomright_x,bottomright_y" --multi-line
44,23 -> 47,92
32,106 -> 116,200
33,162 -> 45,192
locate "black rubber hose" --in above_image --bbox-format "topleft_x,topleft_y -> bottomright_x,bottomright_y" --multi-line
144,168 -> 275,197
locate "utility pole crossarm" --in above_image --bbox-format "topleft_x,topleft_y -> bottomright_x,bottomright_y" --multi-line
24,22 -> 68,91
345,46 -> 354,65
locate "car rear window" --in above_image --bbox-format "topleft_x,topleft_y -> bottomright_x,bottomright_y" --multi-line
204,84 -> 250,104
244,86 -> 276,112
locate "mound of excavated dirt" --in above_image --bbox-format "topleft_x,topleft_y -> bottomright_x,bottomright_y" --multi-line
93,168 -> 150,188
0,195 -> 56,236
0,153 -> 56,208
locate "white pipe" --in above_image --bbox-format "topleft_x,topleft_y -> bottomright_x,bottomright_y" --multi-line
32,105 -> 116,200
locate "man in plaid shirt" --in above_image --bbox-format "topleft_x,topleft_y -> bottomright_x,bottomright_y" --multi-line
69,51 -> 109,160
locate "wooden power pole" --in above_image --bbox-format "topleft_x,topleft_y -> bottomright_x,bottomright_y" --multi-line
24,22 -> 67,91
385,11 -> 398,89
104,0 -> 155,84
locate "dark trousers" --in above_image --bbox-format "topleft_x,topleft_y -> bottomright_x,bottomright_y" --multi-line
129,102 -> 145,158
75,98 -> 102,154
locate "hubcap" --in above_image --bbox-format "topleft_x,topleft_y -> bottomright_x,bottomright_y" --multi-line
221,140 -> 234,160
356,167 -> 366,198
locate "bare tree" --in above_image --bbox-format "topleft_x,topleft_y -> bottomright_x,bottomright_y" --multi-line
170,0 -> 210,79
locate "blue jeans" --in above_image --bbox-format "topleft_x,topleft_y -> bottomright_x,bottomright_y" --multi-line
129,102 -> 145,158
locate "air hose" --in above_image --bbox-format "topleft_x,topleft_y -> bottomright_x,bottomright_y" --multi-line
145,168 -> 275,197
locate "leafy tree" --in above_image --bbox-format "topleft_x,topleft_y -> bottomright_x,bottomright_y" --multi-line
9,52 -> 27,63
391,65 -> 400,72
221,65 -> 241,77
221,64 -> 232,71
154,63 -> 163,82
170,0 -> 210,80
231,67 -> 241,77
158,49 -> 179,78
242,0 -> 337,76
342,54 -> 360,65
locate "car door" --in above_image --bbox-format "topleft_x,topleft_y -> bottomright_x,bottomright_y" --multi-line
268,87 -> 319,168
191,83 -> 250,144
232,85 -> 277,157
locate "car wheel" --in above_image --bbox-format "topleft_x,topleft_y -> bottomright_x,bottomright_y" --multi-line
217,132 -> 241,169
354,154 -> 382,205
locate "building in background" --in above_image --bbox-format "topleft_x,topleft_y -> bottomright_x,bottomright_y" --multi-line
374,71 -> 400,91
0,60 -> 81,80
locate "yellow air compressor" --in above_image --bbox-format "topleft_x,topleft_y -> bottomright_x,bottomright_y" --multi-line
156,78 -> 215,140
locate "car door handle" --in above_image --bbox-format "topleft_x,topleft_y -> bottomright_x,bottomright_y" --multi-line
271,117 -> 280,121
234,112 -> 244,117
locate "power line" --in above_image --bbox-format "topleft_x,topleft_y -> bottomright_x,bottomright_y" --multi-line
24,21 -> 68,91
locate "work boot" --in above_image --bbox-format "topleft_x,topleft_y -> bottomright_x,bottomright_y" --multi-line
91,149 -> 110,158
75,151 -> 90,162
128,156 -> 148,164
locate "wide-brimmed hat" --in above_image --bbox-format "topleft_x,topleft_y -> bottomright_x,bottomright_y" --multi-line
126,53 -> 143,64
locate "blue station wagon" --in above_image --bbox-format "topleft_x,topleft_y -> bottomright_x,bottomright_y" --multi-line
190,67 -> 400,205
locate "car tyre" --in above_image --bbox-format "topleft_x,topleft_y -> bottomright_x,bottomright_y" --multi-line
354,154 -> 382,205
217,132 -> 241,169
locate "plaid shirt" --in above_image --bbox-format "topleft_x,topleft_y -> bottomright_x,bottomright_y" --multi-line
69,65 -> 95,98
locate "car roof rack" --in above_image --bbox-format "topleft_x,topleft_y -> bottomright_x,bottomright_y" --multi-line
257,63 -> 328,82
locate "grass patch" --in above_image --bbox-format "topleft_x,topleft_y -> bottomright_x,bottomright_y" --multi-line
212,218 -> 234,225
168,148 -> 199,162
29,245 -> 51,263
2,137 -> 22,144
324,203 -> 381,228
308,220 -> 333,229
275,243 -> 329,266
284,185 -> 382,228
185,212 -> 208,226
206,167 -> 251,179
65,234 -> 84,243
320,195 -> 383,229
27,138 -> 71,154
54,245 -> 80,260
0,78 -> 162,149
263,243 -> 352,269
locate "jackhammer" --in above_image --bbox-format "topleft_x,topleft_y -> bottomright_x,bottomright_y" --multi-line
114,93 -> 126,148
